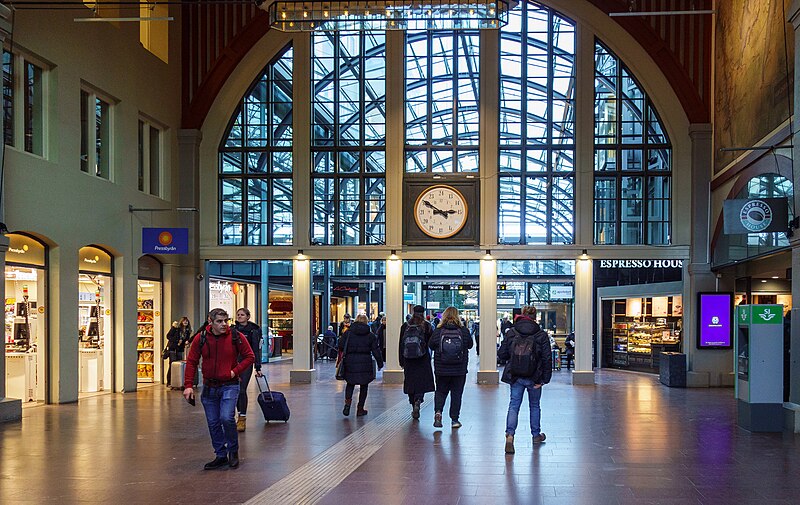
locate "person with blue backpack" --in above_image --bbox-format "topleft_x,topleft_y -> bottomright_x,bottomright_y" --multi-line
497,305 -> 552,454
399,305 -> 435,420
428,306 -> 473,429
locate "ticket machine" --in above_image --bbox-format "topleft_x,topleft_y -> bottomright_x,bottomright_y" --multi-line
735,304 -> 784,432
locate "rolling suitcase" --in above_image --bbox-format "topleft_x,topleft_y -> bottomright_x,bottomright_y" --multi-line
170,361 -> 185,389
256,375 -> 290,423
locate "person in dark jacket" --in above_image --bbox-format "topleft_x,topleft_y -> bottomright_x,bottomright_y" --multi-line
165,316 -> 191,387
376,315 -> 387,362
497,305 -> 552,454
563,332 -> 575,369
233,307 -> 263,432
399,309 -> 435,419
339,314 -> 384,416
184,308 -> 255,470
338,313 -> 352,338
428,306 -> 473,429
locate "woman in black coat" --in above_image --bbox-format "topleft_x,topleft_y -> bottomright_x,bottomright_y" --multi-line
339,314 -> 384,416
429,306 -> 473,429
164,316 -> 191,387
399,313 -> 435,420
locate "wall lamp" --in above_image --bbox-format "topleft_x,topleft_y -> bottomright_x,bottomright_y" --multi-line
296,249 -> 307,261
579,249 -> 590,261
388,249 -> 400,261
482,249 -> 493,261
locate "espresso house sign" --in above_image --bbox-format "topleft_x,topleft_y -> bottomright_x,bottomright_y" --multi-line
598,259 -> 684,269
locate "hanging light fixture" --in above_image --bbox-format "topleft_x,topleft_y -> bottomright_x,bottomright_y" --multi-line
266,1 -> 512,32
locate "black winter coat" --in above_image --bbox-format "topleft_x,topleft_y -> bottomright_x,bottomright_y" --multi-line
233,321 -> 262,371
497,316 -> 552,385
429,323 -> 473,376
399,321 -> 435,395
339,322 -> 384,385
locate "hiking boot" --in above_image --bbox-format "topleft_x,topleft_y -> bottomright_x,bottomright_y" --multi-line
505,434 -> 515,454
343,399 -> 352,416
236,416 -> 246,432
203,456 -> 228,470
451,420 -> 462,429
356,408 -> 368,416
412,400 -> 421,420
228,451 -> 239,469
533,433 -> 547,444
433,411 -> 443,428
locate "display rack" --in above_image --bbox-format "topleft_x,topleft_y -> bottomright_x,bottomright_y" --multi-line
612,322 -> 629,366
137,299 -> 155,382
612,317 -> 681,370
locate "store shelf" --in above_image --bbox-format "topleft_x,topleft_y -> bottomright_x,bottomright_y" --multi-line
137,322 -> 153,325
137,348 -> 154,351
137,377 -> 154,383
137,361 -> 154,365
137,308 -> 153,312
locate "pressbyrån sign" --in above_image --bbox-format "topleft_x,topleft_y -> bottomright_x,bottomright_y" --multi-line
142,228 -> 189,254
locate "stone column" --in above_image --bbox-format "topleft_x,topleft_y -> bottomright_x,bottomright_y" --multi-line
478,253 -> 499,384
572,256 -> 595,385
260,261 -> 270,363
383,256 -> 404,384
50,244 -> 80,403
786,0 -> 800,431
0,4 -> 21,421
177,129 -> 204,323
290,254 -> 314,383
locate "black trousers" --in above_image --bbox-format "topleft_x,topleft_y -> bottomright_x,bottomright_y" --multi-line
434,374 -> 467,421
237,365 -> 254,415
345,383 -> 369,408
408,393 -> 426,405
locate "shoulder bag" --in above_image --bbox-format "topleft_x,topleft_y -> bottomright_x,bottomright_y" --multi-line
335,336 -> 349,380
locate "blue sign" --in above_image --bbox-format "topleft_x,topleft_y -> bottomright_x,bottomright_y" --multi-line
403,293 -> 415,303
142,228 -> 189,254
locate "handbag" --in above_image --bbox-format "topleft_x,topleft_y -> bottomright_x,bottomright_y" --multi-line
161,347 -> 170,360
335,337 -> 349,381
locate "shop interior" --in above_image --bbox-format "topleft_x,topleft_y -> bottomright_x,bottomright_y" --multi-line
78,272 -> 113,394
5,265 -> 46,403
136,280 -> 161,384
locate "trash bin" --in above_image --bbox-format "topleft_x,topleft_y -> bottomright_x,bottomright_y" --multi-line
659,352 -> 686,387
272,336 -> 283,357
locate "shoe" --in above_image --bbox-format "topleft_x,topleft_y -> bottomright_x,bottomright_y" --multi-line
505,434 -> 515,454
236,416 -> 246,432
356,408 -> 368,416
412,400 -> 421,420
228,451 -> 239,469
533,433 -> 547,444
451,420 -> 462,429
343,400 -> 351,416
203,456 -> 228,470
433,412 -> 443,428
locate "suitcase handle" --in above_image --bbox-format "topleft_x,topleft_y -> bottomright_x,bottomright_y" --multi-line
256,375 -> 274,402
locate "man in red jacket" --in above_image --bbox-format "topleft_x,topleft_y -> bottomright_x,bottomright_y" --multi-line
184,308 -> 254,470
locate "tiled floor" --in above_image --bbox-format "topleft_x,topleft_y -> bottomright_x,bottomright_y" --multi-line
1,354 -> 798,504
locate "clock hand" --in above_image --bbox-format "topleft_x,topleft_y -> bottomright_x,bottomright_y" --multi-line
422,200 -> 447,216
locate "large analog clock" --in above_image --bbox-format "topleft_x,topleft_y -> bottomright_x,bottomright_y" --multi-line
413,184 -> 469,239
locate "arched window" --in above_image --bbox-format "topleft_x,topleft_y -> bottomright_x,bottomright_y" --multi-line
498,2 -> 575,245
405,29 -> 480,173
219,45 -> 293,246
594,41 -> 671,245
714,174 -> 793,265
311,31 -> 386,245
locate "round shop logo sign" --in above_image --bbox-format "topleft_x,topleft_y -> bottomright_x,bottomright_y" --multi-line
158,231 -> 174,246
739,200 -> 772,232
711,316 -> 719,325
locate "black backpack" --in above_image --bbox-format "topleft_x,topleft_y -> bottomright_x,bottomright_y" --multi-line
506,334 -> 537,377
438,327 -> 463,364
402,324 -> 426,359
198,329 -> 243,354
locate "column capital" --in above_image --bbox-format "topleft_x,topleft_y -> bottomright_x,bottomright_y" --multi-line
688,123 -> 712,139
177,129 -> 203,146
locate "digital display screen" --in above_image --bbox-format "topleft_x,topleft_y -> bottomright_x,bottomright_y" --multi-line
697,292 -> 733,349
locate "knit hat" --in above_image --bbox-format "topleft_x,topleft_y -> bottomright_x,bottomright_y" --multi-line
413,305 -> 425,314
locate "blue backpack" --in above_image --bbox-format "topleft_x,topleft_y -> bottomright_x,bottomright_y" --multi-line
438,327 -> 463,364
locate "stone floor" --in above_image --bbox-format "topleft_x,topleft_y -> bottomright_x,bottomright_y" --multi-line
1,353 -> 798,504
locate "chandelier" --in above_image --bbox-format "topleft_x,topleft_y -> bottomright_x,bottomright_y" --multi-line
266,1 -> 512,32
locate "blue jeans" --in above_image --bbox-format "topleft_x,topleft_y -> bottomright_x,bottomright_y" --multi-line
505,377 -> 543,437
201,383 -> 240,457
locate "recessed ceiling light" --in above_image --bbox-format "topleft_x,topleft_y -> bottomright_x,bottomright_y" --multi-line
771,276 -> 779,279
761,279 -> 768,283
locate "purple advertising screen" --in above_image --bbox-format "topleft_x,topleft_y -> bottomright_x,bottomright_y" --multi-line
697,292 -> 733,349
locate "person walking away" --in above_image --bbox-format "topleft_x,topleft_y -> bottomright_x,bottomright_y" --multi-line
377,315 -> 387,363
563,332 -> 575,370
429,306 -> 473,429
339,314 -> 384,416
497,305 -> 552,454
165,316 -> 192,387
399,310 -> 435,419
233,307 -> 263,432
184,308 -> 254,470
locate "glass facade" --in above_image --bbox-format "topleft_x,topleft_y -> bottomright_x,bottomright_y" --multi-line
219,46 -> 294,246
499,3 -> 575,244
311,31 -> 386,245
594,41 -> 672,245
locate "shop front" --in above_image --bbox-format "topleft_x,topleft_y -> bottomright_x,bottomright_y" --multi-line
78,246 -> 114,394
596,260 -> 684,374
137,255 -> 162,384
4,233 -> 47,403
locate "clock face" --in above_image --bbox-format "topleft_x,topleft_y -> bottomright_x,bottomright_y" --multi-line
413,185 -> 469,239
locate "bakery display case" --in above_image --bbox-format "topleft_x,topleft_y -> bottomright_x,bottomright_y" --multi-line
136,279 -> 162,383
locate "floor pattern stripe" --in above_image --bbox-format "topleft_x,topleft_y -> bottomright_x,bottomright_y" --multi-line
244,398 -> 420,505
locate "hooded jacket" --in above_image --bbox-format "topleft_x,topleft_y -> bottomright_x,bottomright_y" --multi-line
497,315 -> 552,385
184,326 -> 254,388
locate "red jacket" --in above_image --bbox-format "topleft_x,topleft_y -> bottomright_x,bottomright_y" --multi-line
184,325 -> 254,389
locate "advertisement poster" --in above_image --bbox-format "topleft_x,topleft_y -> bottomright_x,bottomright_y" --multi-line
697,293 -> 733,348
